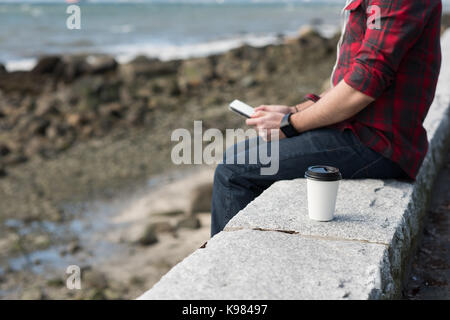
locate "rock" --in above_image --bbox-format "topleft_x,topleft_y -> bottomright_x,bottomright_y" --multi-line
153,210 -> 184,217
16,114 -> 34,133
129,275 -> 145,286
215,52 -> 248,82
35,96 -> 60,117
137,225 -> 159,246
45,125 -> 60,140
168,79 -> 182,96
298,25 -> 321,40
47,277 -> 64,287
21,287 -> 45,300
0,63 -> 6,74
0,144 -> 10,157
61,55 -> 91,81
0,165 -> 6,178
67,240 -> 81,254
177,57 -> 214,92
103,288 -> 122,300
53,130 -> 76,153
148,221 -> 174,234
80,126 -> 94,138
126,103 -> 147,125
33,234 -> 51,250
83,270 -> 108,290
98,81 -> 121,103
231,44 -> 263,60
86,288 -> 107,300
285,25 -> 323,49
25,137 -> 48,157
2,263 -> 12,274
29,117 -> 51,136
1,152 -> 27,166
72,76 -> 104,102
240,75 -> 257,88
442,13 -> 450,34
189,183 -> 213,215
32,56 -> 63,75
59,248 -> 68,256
176,216 -> 201,230
86,55 -> 117,74
66,113 -> 82,127
121,56 -> 179,81
0,69 -> 47,95
99,102 -> 124,119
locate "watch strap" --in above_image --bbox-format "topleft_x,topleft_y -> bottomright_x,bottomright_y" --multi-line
280,113 -> 300,138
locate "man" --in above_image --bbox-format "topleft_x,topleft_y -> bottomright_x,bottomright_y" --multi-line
211,0 -> 442,237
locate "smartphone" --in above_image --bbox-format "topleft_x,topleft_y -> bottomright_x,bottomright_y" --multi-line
229,100 -> 255,118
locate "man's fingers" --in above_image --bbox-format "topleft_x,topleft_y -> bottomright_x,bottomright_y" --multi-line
246,117 -> 260,126
246,111 -> 267,126
254,105 -> 267,112
251,111 -> 266,118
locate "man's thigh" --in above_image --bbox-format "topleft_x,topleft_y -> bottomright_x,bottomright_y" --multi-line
223,128 -> 371,187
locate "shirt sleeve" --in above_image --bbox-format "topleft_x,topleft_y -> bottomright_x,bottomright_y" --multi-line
344,0 -> 432,99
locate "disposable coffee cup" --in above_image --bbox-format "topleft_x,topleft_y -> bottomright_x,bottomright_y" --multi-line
305,166 -> 342,222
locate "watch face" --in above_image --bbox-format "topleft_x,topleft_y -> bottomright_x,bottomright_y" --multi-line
281,113 -> 299,138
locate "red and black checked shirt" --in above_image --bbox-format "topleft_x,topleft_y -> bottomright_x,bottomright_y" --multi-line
331,0 -> 442,179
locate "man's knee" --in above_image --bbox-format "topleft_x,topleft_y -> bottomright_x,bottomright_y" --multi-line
213,163 -> 235,187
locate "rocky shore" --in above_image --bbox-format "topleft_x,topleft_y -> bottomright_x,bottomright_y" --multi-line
0,27 -> 337,178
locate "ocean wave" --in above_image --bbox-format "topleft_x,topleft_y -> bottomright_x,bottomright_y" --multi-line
110,24 -> 135,34
2,34 -> 279,72
3,25 -> 338,72
5,59 -> 37,72
113,33 -> 283,64
19,4 -> 43,17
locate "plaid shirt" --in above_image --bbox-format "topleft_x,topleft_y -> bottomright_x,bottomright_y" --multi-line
331,0 -> 442,179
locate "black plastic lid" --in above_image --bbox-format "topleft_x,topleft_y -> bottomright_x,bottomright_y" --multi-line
305,166 -> 342,181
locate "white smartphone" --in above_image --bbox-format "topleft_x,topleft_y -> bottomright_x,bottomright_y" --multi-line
229,100 -> 255,118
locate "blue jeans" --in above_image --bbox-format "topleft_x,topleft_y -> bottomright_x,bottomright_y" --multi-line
210,128 -> 408,237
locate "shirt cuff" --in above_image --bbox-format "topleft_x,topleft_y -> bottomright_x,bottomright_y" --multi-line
343,61 -> 391,99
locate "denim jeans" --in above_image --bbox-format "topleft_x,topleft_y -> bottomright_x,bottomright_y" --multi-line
210,128 -> 408,237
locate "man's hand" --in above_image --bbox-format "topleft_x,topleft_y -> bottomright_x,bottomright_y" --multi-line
254,105 -> 296,115
245,111 -> 286,141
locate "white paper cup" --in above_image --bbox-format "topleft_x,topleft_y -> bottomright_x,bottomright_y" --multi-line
305,166 -> 342,222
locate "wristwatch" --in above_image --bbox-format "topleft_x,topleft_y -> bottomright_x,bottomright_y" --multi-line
283,93 -> 320,137
280,113 -> 300,138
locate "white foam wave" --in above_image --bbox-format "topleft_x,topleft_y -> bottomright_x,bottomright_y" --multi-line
113,34 -> 282,64
6,59 -> 37,72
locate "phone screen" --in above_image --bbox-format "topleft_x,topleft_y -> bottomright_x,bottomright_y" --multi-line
229,100 -> 255,118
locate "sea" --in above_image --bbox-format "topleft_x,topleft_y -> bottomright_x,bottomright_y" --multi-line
0,0 -> 449,71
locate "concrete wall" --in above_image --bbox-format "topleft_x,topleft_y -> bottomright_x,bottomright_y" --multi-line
138,30 -> 450,300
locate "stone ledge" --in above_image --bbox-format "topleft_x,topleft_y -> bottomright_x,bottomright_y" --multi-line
225,179 -> 413,245
138,30 -> 450,300
138,229 -> 389,300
